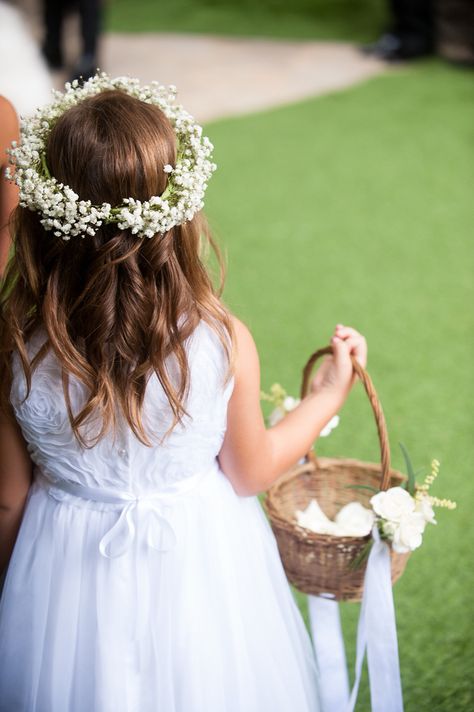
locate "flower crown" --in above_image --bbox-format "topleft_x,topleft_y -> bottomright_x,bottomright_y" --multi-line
6,72 -> 217,240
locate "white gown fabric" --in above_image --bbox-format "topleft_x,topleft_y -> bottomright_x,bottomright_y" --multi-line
0,321 -> 321,712
0,1 -> 52,117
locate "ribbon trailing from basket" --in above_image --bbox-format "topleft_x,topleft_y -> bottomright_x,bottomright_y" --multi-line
308,526 -> 404,712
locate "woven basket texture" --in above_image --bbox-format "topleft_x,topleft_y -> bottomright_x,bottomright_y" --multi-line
263,346 -> 410,603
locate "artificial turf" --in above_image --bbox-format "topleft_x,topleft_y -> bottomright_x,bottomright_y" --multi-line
108,0 -> 387,43
201,61 -> 474,711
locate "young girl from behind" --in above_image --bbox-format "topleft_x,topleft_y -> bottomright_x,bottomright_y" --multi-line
0,75 -> 366,712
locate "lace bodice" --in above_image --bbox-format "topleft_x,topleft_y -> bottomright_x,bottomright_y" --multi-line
10,321 -> 234,493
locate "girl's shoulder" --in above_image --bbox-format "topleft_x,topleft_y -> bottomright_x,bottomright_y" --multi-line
186,317 -> 234,384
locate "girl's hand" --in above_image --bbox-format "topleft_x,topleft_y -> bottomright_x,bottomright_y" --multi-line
219,317 -> 366,496
310,324 -> 367,404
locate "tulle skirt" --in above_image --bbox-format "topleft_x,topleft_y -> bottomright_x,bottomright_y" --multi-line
0,464 -> 320,712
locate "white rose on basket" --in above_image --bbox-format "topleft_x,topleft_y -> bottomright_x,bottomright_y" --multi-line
388,512 -> 427,553
366,454 -> 456,556
303,452 -> 458,568
414,494 -> 437,524
370,487 -> 415,522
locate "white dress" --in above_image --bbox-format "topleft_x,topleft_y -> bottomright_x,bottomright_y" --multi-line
0,321 -> 321,712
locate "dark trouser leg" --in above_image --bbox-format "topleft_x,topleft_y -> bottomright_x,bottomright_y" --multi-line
42,0 -> 66,67
388,0 -> 434,49
363,0 -> 434,58
78,0 -> 102,58
70,0 -> 102,82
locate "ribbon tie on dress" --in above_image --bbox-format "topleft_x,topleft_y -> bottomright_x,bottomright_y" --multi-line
98,496 -> 178,558
35,467 -> 213,559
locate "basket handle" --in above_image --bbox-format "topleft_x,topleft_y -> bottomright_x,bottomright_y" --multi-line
300,345 -> 392,491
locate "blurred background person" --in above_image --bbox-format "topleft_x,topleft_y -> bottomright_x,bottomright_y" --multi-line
362,0 -> 434,60
363,0 -> 474,64
41,0 -> 103,82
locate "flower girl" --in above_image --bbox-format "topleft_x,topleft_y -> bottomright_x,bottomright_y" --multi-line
0,74 -> 366,712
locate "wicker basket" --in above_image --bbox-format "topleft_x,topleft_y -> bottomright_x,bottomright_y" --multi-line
263,346 -> 410,602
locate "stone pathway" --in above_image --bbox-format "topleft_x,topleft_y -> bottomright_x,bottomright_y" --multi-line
100,33 -> 387,123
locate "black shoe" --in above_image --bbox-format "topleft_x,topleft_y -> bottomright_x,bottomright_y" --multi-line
361,32 -> 432,61
68,55 -> 99,85
42,43 -> 64,70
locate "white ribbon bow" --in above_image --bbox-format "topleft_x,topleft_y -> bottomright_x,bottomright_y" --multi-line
98,497 -> 178,558
36,468 -> 212,559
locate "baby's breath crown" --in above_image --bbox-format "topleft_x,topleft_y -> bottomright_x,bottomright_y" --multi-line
6,72 -> 217,240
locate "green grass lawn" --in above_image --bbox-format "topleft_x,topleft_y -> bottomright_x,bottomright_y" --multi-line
203,61 -> 474,711
107,0 -> 387,42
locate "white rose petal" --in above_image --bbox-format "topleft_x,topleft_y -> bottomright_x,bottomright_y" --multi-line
415,495 -> 437,525
283,396 -> 300,412
320,414 -> 340,437
295,499 -> 338,535
391,512 -> 426,553
295,498 -> 374,537
335,501 -> 375,537
370,486 -> 415,522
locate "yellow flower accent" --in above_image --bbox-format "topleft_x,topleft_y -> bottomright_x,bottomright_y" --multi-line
414,460 -> 456,510
429,496 -> 457,510
260,383 -> 288,408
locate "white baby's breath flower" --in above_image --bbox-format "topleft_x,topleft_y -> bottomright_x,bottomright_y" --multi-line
6,72 -> 216,241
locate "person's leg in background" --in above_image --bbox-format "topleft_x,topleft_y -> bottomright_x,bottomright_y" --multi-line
70,0 -> 102,82
363,0 -> 434,60
42,0 -> 66,69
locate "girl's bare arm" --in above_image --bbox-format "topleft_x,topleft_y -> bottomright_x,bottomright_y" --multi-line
219,318 -> 366,496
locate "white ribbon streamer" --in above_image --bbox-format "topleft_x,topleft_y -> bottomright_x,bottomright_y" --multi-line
347,527 -> 404,712
308,526 -> 404,712
308,595 -> 349,711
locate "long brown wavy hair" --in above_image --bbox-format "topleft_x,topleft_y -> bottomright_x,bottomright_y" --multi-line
0,90 -> 234,446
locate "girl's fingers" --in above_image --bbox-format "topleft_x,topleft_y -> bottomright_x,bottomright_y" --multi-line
333,331 -> 366,359
332,325 -> 367,366
334,325 -> 362,340
330,336 -> 352,369
343,337 -> 367,367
